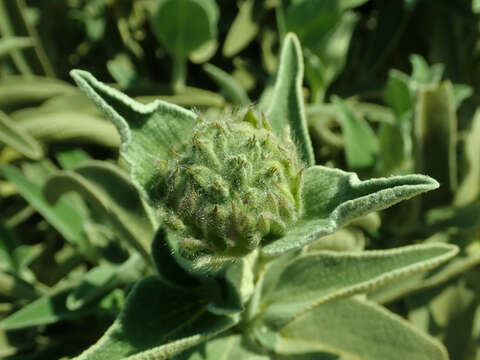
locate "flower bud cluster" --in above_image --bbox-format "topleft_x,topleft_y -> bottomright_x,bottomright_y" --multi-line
159,109 -> 304,262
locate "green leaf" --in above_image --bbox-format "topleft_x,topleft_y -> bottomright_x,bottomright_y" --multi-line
70,69 -> 197,203
178,332 -> 268,360
452,83 -> 473,109
339,0 -> 370,10
262,243 -> 458,329
266,33 -> 314,166
0,110 -> 43,160
0,36 -> 32,59
1,165 -> 87,248
203,63 -> 250,106
44,161 -> 156,260
17,111 -> 120,148
0,270 -> 38,300
333,96 -> 379,169
0,289 -> 103,330
67,254 -> 145,310
74,276 -> 236,360
384,69 -> 413,118
55,148 -> 92,170
304,11 -> 358,102
151,0 -> 218,59
262,166 -> 438,255
151,228 -> 198,287
222,0 -> 262,58
414,81 -> 457,208
369,234 -> 480,304
151,0 -> 219,89
278,298 -> 448,360
283,0 -> 340,51
409,54 -> 444,88
455,109 -> 480,206
0,76 -> 76,110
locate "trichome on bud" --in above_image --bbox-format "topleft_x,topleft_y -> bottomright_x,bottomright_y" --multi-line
157,108 -> 304,266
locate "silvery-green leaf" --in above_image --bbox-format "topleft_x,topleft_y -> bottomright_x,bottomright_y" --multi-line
208,251 -> 257,315
176,332 -> 268,360
266,33 -> 314,166
452,83 -> 473,109
0,288 -> 107,330
222,0 -> 262,58
151,0 -> 218,89
370,234 -> 480,304
414,81 -> 457,208
409,54 -> 444,88
189,39 -> 218,64
339,0 -> 370,10
0,270 -> 38,300
455,109 -> 480,206
73,276 -> 236,360
304,227 -> 365,252
66,254 -> 145,311
0,110 -> 43,160
333,96 -> 379,169
44,161 -> 156,260
55,148 -> 91,170
0,76 -> 76,109
18,111 -> 120,149
0,36 -> 32,59
406,281 -> 476,360
1,165 -> 87,248
70,69 -> 197,203
277,297 -> 448,360
151,228 -> 198,287
262,243 -> 457,329
385,69 -> 412,118
203,63 -> 250,106
283,1 -> 340,51
151,0 -> 218,60
304,11 -> 358,102
262,166 -> 438,255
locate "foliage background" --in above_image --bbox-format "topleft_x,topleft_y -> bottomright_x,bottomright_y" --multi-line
1,0 -> 480,359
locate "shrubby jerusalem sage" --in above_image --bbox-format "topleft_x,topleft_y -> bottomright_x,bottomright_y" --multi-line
65,34 -> 458,360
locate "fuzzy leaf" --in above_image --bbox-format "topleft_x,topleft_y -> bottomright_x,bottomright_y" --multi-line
0,289 -> 102,330
203,63 -> 250,106
455,109 -> 480,206
0,76 -> 76,109
0,36 -> 32,59
266,33 -> 314,166
44,161 -> 156,260
151,0 -> 218,59
277,298 -> 448,360
385,69 -> 412,118
74,276 -> 236,360
0,110 -> 43,159
262,166 -> 439,255
18,112 -> 120,148
333,96 -> 379,169
414,81 -> 457,208
222,0 -> 261,57
262,243 -> 458,329
1,165 -> 87,248
70,69 -> 197,202
370,235 -> 480,304
67,254 -> 145,310
283,1 -> 340,51
177,333 -> 268,360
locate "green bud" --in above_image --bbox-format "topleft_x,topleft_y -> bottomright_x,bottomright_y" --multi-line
158,109 -> 304,266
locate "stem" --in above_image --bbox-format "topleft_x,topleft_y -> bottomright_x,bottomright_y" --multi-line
172,56 -> 187,93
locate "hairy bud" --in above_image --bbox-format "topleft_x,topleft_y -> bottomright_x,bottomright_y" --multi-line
159,108 -> 304,264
